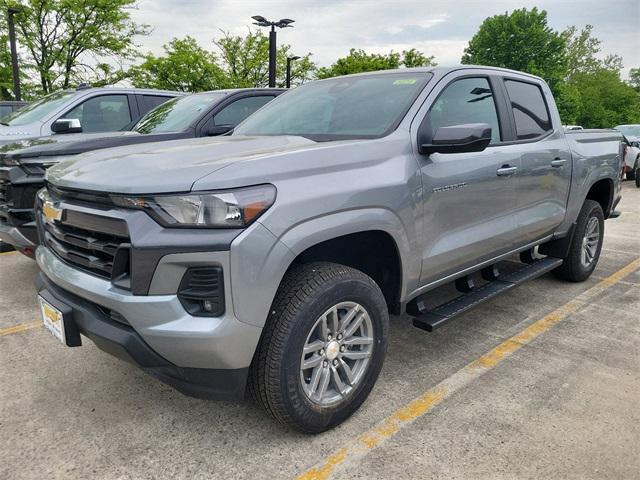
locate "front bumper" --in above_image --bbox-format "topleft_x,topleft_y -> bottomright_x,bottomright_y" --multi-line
0,220 -> 36,249
36,246 -> 264,399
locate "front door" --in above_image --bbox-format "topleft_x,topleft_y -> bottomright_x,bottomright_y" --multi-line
413,75 -> 521,286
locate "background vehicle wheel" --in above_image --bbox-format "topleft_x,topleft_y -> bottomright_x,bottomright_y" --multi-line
627,166 -> 636,181
249,262 -> 389,433
0,241 -> 15,253
635,167 -> 640,188
553,200 -> 604,282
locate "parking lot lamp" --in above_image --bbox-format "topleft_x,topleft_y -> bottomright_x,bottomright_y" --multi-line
286,56 -> 300,88
7,7 -> 21,101
252,15 -> 295,87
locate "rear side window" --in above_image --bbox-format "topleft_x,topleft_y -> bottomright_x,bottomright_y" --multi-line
426,77 -> 502,143
504,80 -> 552,140
141,95 -> 172,114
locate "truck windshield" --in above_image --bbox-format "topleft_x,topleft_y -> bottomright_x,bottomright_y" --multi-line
234,72 -> 431,141
2,91 -> 76,127
615,125 -> 640,137
134,93 -> 224,134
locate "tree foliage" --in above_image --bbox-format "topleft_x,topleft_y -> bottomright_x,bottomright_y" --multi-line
1,0 -> 149,95
461,8 -> 567,91
627,68 -> 640,92
129,37 -> 226,92
214,30 -> 315,88
316,48 -> 435,79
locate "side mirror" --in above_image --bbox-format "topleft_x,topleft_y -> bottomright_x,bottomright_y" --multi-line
419,123 -> 492,155
51,118 -> 82,134
206,124 -> 234,136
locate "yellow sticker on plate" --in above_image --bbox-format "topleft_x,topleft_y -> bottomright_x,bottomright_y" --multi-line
394,79 -> 417,85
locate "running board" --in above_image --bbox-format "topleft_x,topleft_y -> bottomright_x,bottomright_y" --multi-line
410,257 -> 563,332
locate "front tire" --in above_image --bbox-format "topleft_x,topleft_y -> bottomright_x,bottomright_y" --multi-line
249,262 -> 389,433
553,200 -> 604,282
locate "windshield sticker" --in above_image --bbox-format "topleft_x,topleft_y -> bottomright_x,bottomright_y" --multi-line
394,79 -> 417,85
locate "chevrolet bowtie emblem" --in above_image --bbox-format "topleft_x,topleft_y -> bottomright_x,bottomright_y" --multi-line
42,201 -> 63,222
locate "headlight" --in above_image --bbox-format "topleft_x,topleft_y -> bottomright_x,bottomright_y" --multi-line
112,184 -> 276,228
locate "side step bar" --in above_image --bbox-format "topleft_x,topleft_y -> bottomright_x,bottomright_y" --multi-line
410,257 -> 564,332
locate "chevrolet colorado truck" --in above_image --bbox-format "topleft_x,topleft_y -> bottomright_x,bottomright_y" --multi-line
34,67 -> 623,433
0,89 -> 283,256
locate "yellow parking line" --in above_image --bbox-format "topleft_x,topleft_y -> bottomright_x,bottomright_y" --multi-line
296,256 -> 640,480
0,320 -> 42,337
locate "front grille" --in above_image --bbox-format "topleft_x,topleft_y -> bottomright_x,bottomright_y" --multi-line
0,179 -> 8,204
39,198 -> 131,281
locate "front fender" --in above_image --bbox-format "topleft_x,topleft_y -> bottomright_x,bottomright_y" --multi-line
228,209 -> 416,328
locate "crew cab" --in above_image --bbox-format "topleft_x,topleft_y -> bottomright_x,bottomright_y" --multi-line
34,67 -> 623,433
0,89 -> 283,255
0,86 -> 179,145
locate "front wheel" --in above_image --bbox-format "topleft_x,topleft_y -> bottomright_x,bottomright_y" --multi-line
553,200 -> 604,282
249,262 -> 389,433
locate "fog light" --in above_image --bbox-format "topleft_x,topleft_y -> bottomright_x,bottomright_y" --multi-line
177,267 -> 225,317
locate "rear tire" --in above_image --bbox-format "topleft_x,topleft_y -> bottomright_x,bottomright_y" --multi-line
248,262 -> 389,433
553,200 -> 604,282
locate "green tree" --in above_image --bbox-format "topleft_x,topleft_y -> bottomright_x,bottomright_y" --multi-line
568,69 -> 640,128
629,68 -> 640,92
214,30 -> 315,88
316,48 -> 435,79
2,0 -> 149,94
461,7 -> 567,91
563,25 -> 623,77
129,37 -> 227,92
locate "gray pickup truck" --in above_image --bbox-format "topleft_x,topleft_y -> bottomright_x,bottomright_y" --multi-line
34,66 -> 623,433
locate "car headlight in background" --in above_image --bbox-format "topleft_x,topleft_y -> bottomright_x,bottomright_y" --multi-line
112,184 -> 276,228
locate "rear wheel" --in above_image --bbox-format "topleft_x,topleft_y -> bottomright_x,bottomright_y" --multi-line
553,200 -> 604,282
249,262 -> 389,433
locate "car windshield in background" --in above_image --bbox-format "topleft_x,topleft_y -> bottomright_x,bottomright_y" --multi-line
2,91 -> 76,126
134,93 -> 224,134
615,125 -> 640,137
234,73 -> 431,141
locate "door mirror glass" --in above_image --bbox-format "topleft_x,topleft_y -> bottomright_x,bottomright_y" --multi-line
206,124 -> 234,136
420,123 -> 492,154
51,118 -> 82,134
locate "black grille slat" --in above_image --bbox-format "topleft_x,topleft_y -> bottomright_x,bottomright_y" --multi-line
38,192 -> 130,282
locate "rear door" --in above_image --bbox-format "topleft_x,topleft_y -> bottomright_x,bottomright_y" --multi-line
499,77 -> 572,244
412,72 -> 521,285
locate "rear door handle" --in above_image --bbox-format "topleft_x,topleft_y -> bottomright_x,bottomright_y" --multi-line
551,158 -> 567,168
496,165 -> 518,177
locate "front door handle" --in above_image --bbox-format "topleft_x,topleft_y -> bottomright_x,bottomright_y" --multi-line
551,158 -> 567,168
497,165 -> 518,177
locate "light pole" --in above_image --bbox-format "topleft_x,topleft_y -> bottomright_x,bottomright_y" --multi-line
7,7 -> 21,101
286,56 -> 300,88
251,15 -> 294,88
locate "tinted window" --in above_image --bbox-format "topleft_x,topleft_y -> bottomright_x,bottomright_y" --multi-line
0,106 -> 12,119
234,73 -> 431,141
504,80 -> 552,139
64,95 -> 132,133
426,77 -> 501,143
213,96 -> 273,126
141,95 -> 172,114
134,93 -> 224,134
3,90 -> 76,126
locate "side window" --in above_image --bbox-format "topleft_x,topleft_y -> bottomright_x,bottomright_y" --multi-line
426,77 -> 501,143
213,96 -> 273,126
141,95 -> 172,114
64,95 -> 132,133
504,80 -> 552,140
0,106 -> 12,119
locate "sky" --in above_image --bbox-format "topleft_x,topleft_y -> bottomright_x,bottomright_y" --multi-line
129,0 -> 640,78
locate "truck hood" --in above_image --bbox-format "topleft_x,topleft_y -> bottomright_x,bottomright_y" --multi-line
47,135 -> 320,194
0,130 -> 187,164
0,123 -> 42,144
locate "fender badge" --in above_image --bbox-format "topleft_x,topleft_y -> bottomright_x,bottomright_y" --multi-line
42,201 -> 63,222
432,182 -> 467,193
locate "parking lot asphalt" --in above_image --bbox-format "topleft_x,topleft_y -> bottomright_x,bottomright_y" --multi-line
1,182 -> 639,480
